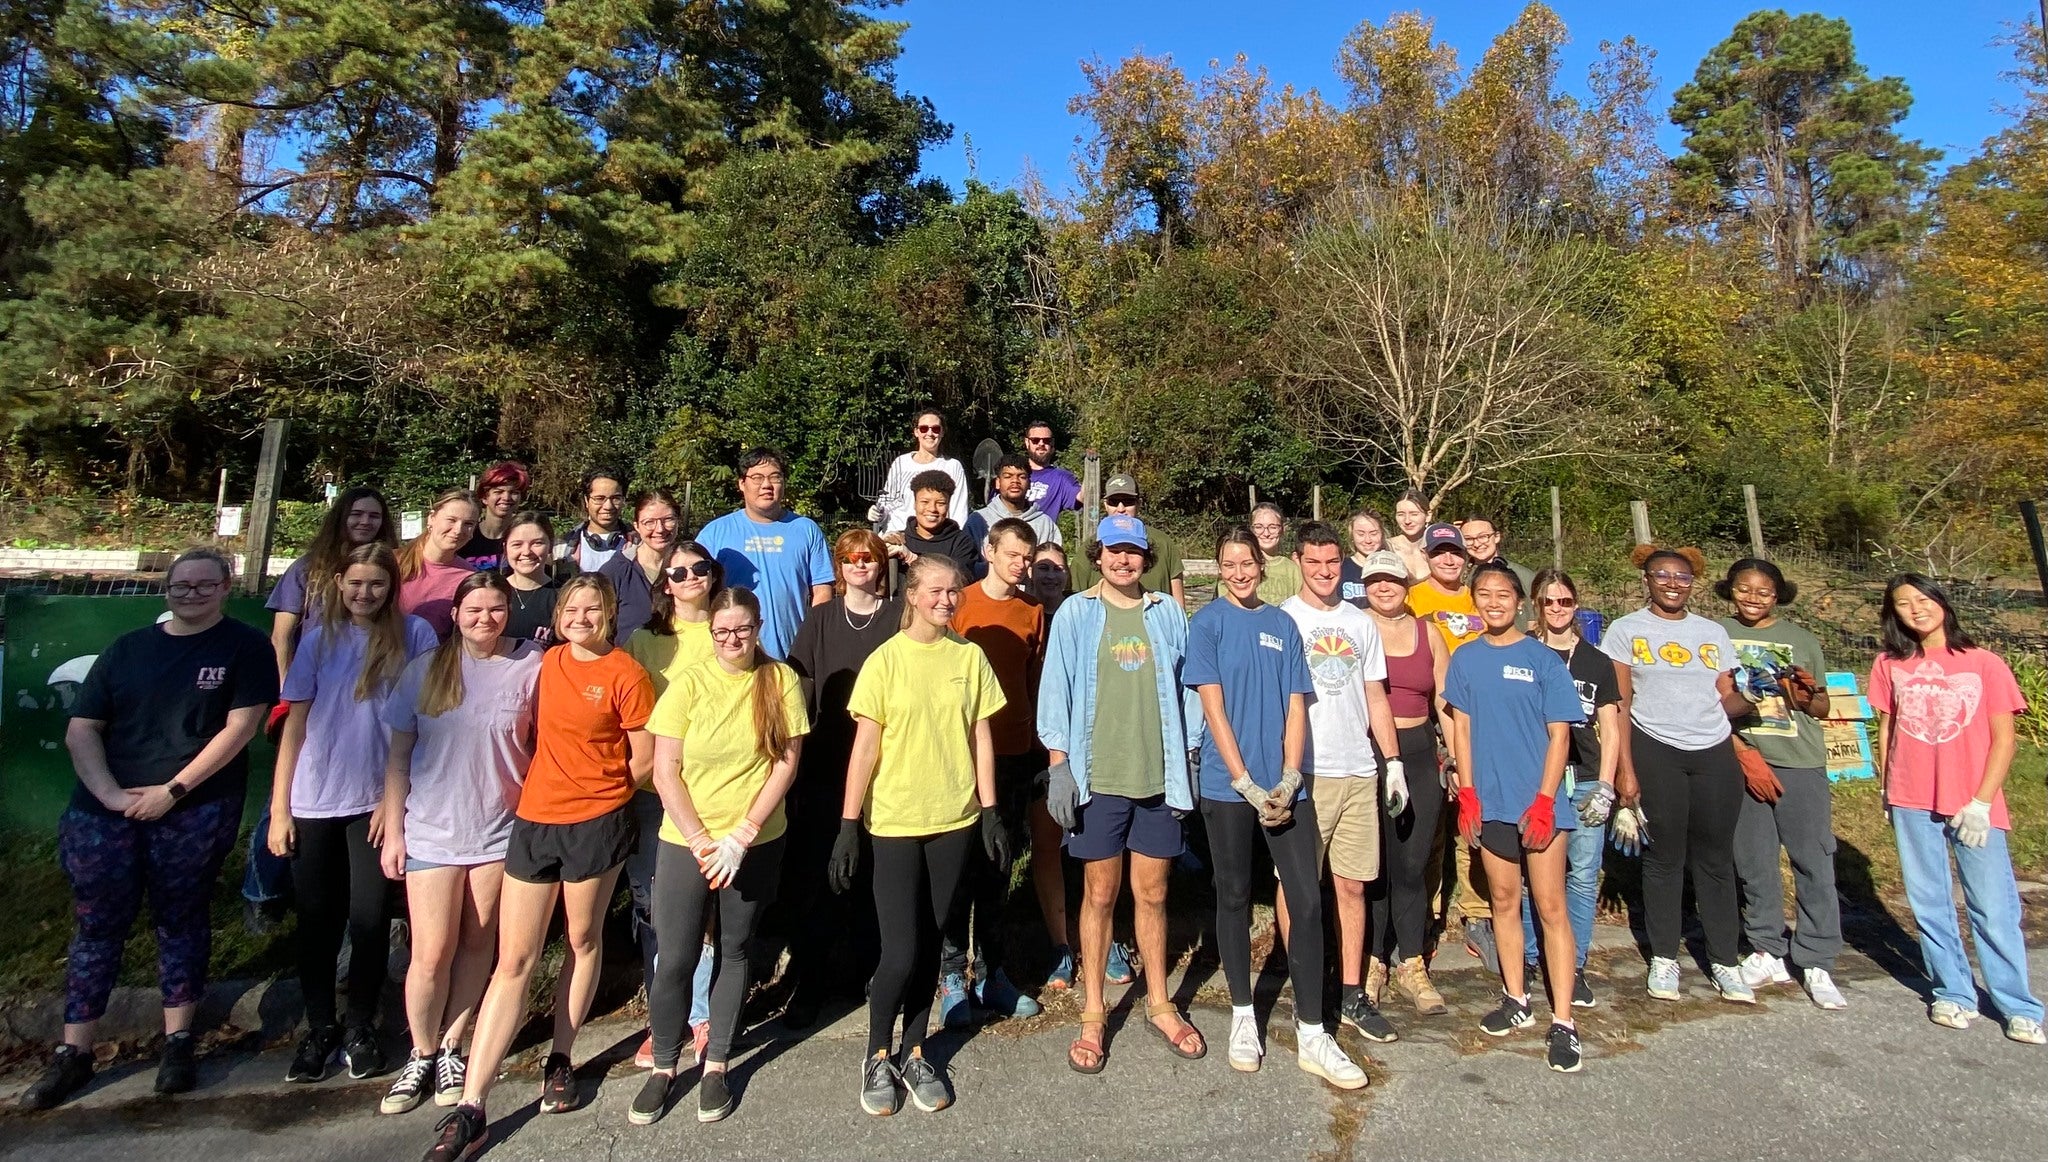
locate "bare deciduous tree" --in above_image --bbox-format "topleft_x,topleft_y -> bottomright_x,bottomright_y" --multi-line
1773,289 -> 1901,470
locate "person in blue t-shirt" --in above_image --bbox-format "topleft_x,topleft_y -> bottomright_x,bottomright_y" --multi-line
1186,525 -> 1364,1090
692,447 -> 835,661
1442,562 -> 1586,1072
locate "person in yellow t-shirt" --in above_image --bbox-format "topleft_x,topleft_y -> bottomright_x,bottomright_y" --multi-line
828,556 -> 1008,1118
1407,523 -> 1483,654
623,541 -> 725,696
635,587 -> 807,1126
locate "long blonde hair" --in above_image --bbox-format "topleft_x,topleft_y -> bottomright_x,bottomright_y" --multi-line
712,588 -> 793,765
418,572 -> 515,718
320,543 -> 410,701
399,488 -> 479,581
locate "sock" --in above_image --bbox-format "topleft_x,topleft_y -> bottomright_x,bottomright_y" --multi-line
1553,1018 -> 1575,1031
1510,994 -> 1530,1006
1342,983 -> 1362,1004
1296,1019 -> 1323,1039
1232,1003 -> 1254,1021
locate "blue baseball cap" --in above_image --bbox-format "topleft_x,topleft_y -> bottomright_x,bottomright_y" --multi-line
1097,513 -> 1150,550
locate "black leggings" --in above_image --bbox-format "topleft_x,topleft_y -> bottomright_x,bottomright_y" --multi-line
1202,795 -> 1325,1025
292,812 -> 386,1030
648,836 -> 783,1069
1632,732 -> 1743,966
1369,724 -> 1445,963
868,826 -> 975,1056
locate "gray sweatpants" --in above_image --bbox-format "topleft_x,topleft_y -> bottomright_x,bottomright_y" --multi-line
1733,763 -> 1842,971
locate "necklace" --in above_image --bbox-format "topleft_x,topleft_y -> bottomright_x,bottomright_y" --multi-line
844,601 -> 879,632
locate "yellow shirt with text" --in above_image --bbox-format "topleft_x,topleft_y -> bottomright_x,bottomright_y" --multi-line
846,633 -> 1007,838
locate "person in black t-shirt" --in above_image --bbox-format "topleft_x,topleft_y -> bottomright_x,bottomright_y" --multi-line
19,548 -> 277,1112
457,461 -> 531,571
500,512 -> 560,643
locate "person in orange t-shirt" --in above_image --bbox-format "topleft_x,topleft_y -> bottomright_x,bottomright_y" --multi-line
423,574 -> 654,1160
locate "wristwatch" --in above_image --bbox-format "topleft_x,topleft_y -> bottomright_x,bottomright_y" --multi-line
164,781 -> 188,802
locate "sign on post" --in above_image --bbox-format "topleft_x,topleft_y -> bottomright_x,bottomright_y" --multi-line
215,506 -> 245,537
401,511 -> 425,541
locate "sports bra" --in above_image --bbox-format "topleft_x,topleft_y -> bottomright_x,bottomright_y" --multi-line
1382,614 -> 1436,719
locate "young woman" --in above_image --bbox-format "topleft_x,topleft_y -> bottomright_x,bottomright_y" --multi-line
1186,526 -> 1364,1089
1358,549 -> 1451,1016
1715,558 -> 1847,1011
1030,541 -> 1070,616
1250,503 -> 1302,607
1443,564 -> 1587,1073
500,513 -> 560,644
271,544 -> 441,1084
1519,569 -> 1621,1010
1389,490 -> 1432,581
558,467 -> 633,573
375,572 -> 543,1114
1600,545 -> 1751,1004
398,489 -> 483,639
20,549 -> 276,1111
781,529 -> 899,1027
1340,510 -> 1387,608
872,408 -> 971,534
633,588 -> 810,1126
1870,574 -> 2041,1044
599,487 -> 684,645
458,461 -> 531,570
826,556 -> 1007,1117
423,575 -> 655,1160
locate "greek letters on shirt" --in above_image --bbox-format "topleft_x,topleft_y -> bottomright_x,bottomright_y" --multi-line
1628,636 -> 1722,671
196,666 -> 227,690
583,684 -> 608,704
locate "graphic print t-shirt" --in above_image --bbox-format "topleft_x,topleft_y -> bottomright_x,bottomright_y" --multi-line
1279,596 -> 1387,777
695,508 -> 835,660
1551,641 -> 1619,776
1599,609 -> 1736,750
1869,647 -> 2027,830
1717,617 -> 1828,771
1089,599 -> 1166,799
1407,582 -> 1483,653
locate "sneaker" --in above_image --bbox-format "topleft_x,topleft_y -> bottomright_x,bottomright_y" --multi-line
1227,1013 -> 1263,1072
859,1053 -> 901,1117
287,1025 -> 342,1083
344,1025 -> 386,1079
1106,941 -> 1136,985
1479,994 -> 1533,1037
939,972 -> 974,1029
1710,963 -> 1756,1004
691,1021 -> 710,1067
976,968 -> 1042,1019
633,1031 -> 654,1070
433,1047 -> 465,1107
423,1103 -> 487,1162
2005,1016 -> 2046,1045
1045,944 -> 1076,990
382,1050 -> 436,1115
19,1043 -> 94,1110
1339,991 -> 1399,1043
1803,967 -> 1847,1011
155,1031 -> 199,1096
1738,950 -> 1791,989
1572,969 -> 1597,1008
698,1069 -> 734,1122
1365,957 -> 1388,1005
1463,918 -> 1501,975
1392,957 -> 1448,1016
1546,1022 -> 1583,1073
1929,1000 -> 1979,1030
899,1053 -> 951,1113
1296,1030 -> 1367,1090
627,1070 -> 673,1126
1646,957 -> 1681,1001
538,1053 -> 579,1114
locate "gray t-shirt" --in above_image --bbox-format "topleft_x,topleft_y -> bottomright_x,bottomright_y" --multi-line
382,640 -> 543,864
1600,609 -> 1736,751
1717,617 -> 1828,771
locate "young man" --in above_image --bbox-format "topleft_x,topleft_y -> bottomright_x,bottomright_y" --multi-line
693,447 -> 834,660
1023,422 -> 1081,519
969,455 -> 1062,549
941,518 -> 1049,1025
1037,514 -> 1206,1072
1251,503 -> 1302,607
1067,474 -> 1185,607
886,470 -> 982,579
1277,522 -> 1404,1043
557,467 -> 633,573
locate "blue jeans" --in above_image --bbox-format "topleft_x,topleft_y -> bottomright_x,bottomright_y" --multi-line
1891,807 -> 2042,1021
1522,777 -> 1606,970
241,805 -> 294,906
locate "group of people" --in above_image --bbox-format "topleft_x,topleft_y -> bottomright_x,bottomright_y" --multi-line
18,413 -> 2041,1161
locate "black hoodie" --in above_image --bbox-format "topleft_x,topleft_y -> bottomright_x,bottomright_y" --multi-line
903,519 -> 983,579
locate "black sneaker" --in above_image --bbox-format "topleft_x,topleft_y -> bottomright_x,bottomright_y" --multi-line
1547,1022 -> 1583,1072
899,1053 -> 950,1113
697,1069 -> 733,1123
18,1043 -> 94,1110
423,1103 -> 487,1162
344,1025 -> 386,1080
155,1031 -> 199,1096
1479,994 -> 1533,1037
1572,969 -> 1597,1008
381,1050 -> 435,1115
859,1053 -> 900,1117
538,1053 -> 579,1114
1339,992 -> 1399,1043
433,1047 -> 465,1107
626,1070 -> 673,1127
287,1025 -> 342,1083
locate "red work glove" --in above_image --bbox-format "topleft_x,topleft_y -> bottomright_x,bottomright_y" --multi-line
264,700 -> 291,744
1736,746 -> 1784,804
1457,786 -> 1481,845
1519,794 -> 1557,851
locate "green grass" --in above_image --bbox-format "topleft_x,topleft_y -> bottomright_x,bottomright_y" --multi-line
1829,743 -> 2047,902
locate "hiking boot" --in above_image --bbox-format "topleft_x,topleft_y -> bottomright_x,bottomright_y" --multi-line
1803,967 -> 1847,1011
381,1050 -> 435,1114
1480,994 -> 1533,1037
1364,957 -> 1388,1005
1572,968 -> 1597,1008
19,1043 -> 94,1110
433,1047 -> 465,1107
1546,1022 -> 1583,1072
1710,963 -> 1756,1004
698,1069 -> 734,1122
1339,991 -> 1398,1043
1392,957 -> 1447,1016
1738,950 -> 1790,989
627,1070 -> 673,1126
938,972 -> 974,1029
860,1053 -> 901,1116
287,1025 -> 342,1083
1296,1030 -> 1367,1090
343,1024 -> 386,1079
155,1031 -> 199,1096
423,1103 -> 487,1162
1646,957 -> 1681,1001
899,1053 -> 951,1113
976,968 -> 1041,1019
538,1053 -> 579,1114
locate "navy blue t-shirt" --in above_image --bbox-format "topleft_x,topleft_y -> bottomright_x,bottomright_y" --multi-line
1442,634 -> 1584,828
1184,599 -> 1314,800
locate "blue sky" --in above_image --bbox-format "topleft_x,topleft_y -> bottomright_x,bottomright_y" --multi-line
890,1 -> 2034,195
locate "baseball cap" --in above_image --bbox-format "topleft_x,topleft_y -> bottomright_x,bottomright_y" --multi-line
1096,513 -> 1150,550
1103,474 -> 1140,501
1422,522 -> 1467,555
1358,549 -> 1411,583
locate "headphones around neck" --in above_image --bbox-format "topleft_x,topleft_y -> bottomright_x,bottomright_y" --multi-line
584,529 -> 626,553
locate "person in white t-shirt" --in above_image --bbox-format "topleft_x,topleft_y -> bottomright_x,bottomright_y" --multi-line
871,408 -> 971,533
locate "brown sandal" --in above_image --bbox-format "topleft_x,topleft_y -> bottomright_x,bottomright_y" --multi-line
1068,1010 -> 1107,1074
1147,1000 -> 1206,1060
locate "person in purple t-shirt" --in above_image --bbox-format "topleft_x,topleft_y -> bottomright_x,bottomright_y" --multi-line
1023,421 -> 1081,520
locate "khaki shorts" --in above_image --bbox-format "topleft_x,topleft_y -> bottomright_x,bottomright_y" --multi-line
1312,774 -> 1380,881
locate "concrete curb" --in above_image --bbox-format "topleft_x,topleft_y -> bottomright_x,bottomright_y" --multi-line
0,977 -> 303,1052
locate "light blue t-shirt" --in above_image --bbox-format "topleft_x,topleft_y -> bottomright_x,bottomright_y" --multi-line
1183,599 -> 1313,801
282,615 -> 441,819
694,507 -> 835,660
1442,634 -> 1584,829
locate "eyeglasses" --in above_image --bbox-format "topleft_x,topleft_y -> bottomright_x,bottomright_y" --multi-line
711,625 -> 757,643
1541,597 -> 1577,608
663,561 -> 716,582
639,516 -> 679,529
1649,570 -> 1696,585
589,495 -> 624,507
841,552 -> 877,565
916,424 -> 943,434
1732,585 -> 1777,599
742,472 -> 785,485
167,581 -> 225,598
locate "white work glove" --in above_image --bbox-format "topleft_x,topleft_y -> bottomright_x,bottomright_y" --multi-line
1951,799 -> 1994,849
700,819 -> 759,889
1578,782 -> 1617,829
1381,757 -> 1409,818
1263,768 -> 1302,828
866,503 -> 883,524
1609,805 -> 1650,857
1230,772 -> 1268,814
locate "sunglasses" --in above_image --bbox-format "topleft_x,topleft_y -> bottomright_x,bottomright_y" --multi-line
916,424 -> 943,434
663,561 -> 717,582
1541,597 -> 1577,608
1025,435 -> 1052,444
841,551 -> 877,565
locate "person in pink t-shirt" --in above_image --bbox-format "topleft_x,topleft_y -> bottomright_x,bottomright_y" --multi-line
1870,573 -> 2041,1045
399,488 -> 482,639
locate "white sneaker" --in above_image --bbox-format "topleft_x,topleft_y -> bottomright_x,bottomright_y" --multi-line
1709,963 -> 1756,1004
1738,951 -> 1790,989
2005,1016 -> 2045,1045
1802,967 -> 1847,1011
1296,1031 -> 1367,1090
1227,1014 -> 1263,1073
1929,1000 -> 1979,1030
1646,956 -> 1681,1000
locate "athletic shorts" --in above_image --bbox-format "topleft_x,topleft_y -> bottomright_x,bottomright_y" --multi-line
1065,792 -> 1183,862
1312,774 -> 1380,881
505,803 -> 637,885
1479,819 -> 1531,862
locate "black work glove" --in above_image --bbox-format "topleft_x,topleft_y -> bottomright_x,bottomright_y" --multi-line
827,817 -> 862,894
980,805 -> 1012,870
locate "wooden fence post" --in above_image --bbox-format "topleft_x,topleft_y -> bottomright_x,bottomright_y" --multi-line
1630,500 -> 1653,547
242,419 -> 289,593
1312,484 -> 1322,522
1550,486 -> 1563,569
1081,451 -> 1101,550
1743,484 -> 1767,560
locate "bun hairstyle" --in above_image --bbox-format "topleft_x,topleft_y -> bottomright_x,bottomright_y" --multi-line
1714,558 -> 1797,605
1630,543 -> 1707,577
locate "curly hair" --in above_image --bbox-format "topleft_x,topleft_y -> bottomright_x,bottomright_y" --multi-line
1630,543 -> 1707,577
